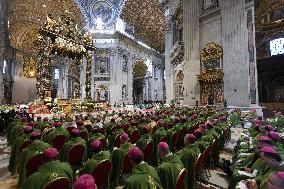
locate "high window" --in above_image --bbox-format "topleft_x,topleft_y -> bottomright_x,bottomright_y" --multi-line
270,38 -> 284,56
54,68 -> 60,79
3,60 -> 6,73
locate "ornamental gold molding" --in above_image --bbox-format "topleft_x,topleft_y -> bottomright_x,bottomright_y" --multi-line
200,43 -> 223,63
10,0 -> 84,53
197,68 -> 224,84
23,57 -> 37,78
35,13 -> 93,60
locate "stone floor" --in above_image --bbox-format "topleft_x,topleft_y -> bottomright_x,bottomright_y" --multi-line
0,136 -> 10,181
199,126 -> 244,189
0,136 -> 15,189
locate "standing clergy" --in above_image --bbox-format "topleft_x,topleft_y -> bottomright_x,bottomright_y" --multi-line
59,128 -> 87,163
18,132 -> 51,188
79,139 -> 111,175
35,117 -> 50,131
179,134 -> 201,189
21,148 -> 74,189
157,142 -> 184,189
8,125 -> 34,175
42,121 -> 69,146
110,133 -> 134,188
123,147 -> 163,189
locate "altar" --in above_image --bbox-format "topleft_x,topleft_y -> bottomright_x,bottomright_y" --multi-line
56,99 -> 81,114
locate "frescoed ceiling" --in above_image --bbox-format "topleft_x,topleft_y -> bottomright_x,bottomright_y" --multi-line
9,0 -> 84,53
121,0 -> 165,52
9,0 -> 165,53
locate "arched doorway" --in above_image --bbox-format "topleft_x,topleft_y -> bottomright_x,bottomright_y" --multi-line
132,60 -> 148,104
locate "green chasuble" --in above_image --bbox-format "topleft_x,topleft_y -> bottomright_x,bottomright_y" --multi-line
153,128 -> 167,166
157,154 -> 184,189
8,135 -> 32,175
110,142 -> 134,187
229,159 -> 270,189
59,137 -> 87,163
42,127 -> 69,145
123,162 -> 163,189
18,141 -> 51,188
20,160 -> 74,189
179,144 -> 200,189
79,150 -> 111,175
230,112 -> 240,126
136,134 -> 152,150
35,120 -> 50,130
7,120 -> 25,145
106,122 -> 116,135
87,133 -> 106,158
109,128 -> 124,148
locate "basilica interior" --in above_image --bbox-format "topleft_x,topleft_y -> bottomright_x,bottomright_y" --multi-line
0,0 -> 284,189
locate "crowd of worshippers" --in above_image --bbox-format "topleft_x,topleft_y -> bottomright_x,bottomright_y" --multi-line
217,115 -> 284,189
7,107 -> 232,189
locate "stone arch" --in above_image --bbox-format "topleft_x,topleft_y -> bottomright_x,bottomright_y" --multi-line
133,60 -> 148,79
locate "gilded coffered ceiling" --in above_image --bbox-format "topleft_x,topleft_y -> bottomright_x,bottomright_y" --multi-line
120,0 -> 165,52
255,0 -> 284,26
9,0 -> 84,53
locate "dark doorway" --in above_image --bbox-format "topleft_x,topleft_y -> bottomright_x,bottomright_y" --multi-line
257,54 -> 284,116
133,78 -> 144,104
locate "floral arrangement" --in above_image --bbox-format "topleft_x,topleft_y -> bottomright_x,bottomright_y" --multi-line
0,105 -> 14,111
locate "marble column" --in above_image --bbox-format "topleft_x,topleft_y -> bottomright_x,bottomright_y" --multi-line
183,0 -> 201,105
91,53 -> 95,99
164,19 -> 175,104
128,57 -> 134,104
221,0 -> 249,106
0,0 -> 9,103
80,57 -> 87,99
109,49 -> 118,104
246,0 -> 259,106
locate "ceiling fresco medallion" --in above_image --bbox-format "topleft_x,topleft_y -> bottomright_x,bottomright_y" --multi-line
91,0 -> 115,26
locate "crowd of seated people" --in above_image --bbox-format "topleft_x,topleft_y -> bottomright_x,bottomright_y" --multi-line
6,107 -> 232,189
227,113 -> 284,189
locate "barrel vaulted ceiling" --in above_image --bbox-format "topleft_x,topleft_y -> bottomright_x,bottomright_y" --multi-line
9,0 -> 165,53
9,0 -> 84,53
120,0 -> 165,52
